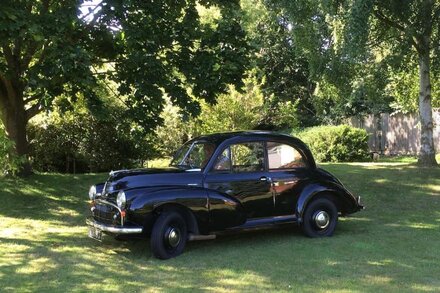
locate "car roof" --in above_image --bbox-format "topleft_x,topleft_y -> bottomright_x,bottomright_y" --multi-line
190,130 -> 316,169
192,130 -> 296,144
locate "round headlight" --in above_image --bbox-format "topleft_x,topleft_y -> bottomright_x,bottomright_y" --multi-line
88,185 -> 97,200
116,190 -> 126,209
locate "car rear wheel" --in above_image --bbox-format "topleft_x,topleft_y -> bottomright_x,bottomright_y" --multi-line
301,197 -> 338,237
151,211 -> 188,259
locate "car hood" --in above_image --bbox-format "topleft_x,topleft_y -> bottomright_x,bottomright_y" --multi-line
103,167 -> 203,194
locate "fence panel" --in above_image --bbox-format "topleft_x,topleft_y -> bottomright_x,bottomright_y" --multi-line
348,109 -> 439,155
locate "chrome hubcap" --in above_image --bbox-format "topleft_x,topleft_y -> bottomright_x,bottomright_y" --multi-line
314,211 -> 330,229
166,227 -> 181,248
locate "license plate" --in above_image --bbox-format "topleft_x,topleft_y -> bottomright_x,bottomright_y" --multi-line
88,226 -> 102,242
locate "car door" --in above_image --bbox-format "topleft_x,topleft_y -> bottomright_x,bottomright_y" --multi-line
266,141 -> 311,216
204,141 -> 274,219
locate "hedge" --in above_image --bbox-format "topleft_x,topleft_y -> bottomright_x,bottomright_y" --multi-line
296,125 -> 370,162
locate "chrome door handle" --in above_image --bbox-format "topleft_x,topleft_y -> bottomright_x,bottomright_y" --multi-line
260,176 -> 272,182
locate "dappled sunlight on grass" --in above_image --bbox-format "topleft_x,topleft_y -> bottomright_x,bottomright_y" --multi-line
385,222 -> 439,230
367,259 -> 393,266
1,165 -> 440,292
412,284 -> 440,292
363,275 -> 392,285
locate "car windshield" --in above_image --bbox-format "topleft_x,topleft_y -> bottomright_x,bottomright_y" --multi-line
170,141 -> 216,170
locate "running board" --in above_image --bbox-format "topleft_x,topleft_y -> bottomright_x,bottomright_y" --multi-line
226,215 -> 297,231
188,234 -> 216,241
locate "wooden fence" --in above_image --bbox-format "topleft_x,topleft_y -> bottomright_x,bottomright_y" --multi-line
348,109 -> 440,155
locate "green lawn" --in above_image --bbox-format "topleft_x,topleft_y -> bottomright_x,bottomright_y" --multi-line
1,163 -> 440,292
377,154 -> 440,163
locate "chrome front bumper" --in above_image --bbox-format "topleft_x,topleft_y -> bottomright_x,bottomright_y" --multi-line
86,217 -> 143,234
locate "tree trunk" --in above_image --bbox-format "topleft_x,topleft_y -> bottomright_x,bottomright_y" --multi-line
417,48 -> 438,167
0,76 -> 32,176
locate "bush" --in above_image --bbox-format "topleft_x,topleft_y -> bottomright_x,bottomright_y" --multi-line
0,126 -> 25,176
297,125 -> 369,162
29,113 -> 152,173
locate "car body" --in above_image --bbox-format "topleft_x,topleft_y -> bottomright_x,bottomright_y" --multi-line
86,131 -> 363,259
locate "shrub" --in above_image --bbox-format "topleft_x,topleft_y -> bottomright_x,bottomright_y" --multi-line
29,113 -> 153,173
297,125 -> 369,162
0,126 -> 25,176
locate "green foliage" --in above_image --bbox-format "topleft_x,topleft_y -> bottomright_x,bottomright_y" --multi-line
0,0 -> 250,175
0,126 -> 25,175
154,97 -> 194,157
297,125 -> 370,162
258,0 -> 395,125
98,0 -> 250,130
387,58 -> 440,113
0,0 -> 100,107
194,76 -> 264,134
343,0 -> 440,114
28,113 -> 142,173
155,73 -> 267,156
28,95 -> 156,173
241,0 -> 317,127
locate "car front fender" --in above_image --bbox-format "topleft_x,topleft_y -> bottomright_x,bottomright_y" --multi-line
125,186 -> 210,233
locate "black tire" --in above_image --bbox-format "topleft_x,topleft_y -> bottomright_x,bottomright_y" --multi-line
301,197 -> 338,237
150,211 -> 187,260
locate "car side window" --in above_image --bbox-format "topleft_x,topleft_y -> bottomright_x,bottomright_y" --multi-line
212,147 -> 232,171
213,142 -> 265,173
267,142 -> 306,169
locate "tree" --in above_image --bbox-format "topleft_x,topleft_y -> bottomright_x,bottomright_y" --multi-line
345,0 -> 439,166
0,0 -> 249,175
0,0 -> 97,175
265,0 -> 394,125
269,0 -> 438,166
241,0 -> 317,128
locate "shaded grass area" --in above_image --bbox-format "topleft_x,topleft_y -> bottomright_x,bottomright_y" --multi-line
1,164 -> 440,292
377,154 -> 440,163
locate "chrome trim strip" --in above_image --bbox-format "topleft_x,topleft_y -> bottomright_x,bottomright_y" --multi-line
95,199 -> 124,226
86,218 -> 143,234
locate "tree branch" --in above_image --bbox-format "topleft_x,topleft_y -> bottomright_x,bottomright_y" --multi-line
2,45 -> 17,72
13,39 -> 22,63
25,103 -> 43,120
79,1 -> 104,22
21,41 -> 44,72
372,8 -> 421,53
24,93 -> 43,104
91,66 -> 127,107
372,9 -> 406,32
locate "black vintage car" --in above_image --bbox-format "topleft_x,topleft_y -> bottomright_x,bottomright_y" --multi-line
86,131 -> 363,259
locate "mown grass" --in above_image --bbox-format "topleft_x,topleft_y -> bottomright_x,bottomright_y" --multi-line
377,154 -> 440,163
1,163 -> 440,292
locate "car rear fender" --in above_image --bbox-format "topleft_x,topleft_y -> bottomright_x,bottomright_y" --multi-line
296,182 -> 359,223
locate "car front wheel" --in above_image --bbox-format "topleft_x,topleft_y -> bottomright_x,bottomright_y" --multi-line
301,197 -> 338,237
150,211 -> 188,259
